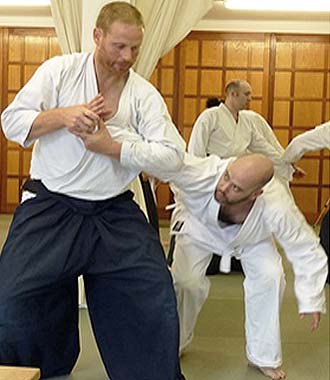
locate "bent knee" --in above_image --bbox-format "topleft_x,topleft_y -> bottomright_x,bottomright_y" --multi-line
173,273 -> 209,294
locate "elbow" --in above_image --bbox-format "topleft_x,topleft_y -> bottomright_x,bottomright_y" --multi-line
1,110 -> 12,140
149,149 -> 184,182
169,150 -> 184,171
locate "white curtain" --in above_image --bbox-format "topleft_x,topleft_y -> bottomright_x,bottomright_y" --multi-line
132,0 -> 213,218
50,0 -> 82,54
134,0 -> 214,79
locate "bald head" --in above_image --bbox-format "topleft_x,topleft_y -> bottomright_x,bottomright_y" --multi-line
215,154 -> 274,206
230,154 -> 274,190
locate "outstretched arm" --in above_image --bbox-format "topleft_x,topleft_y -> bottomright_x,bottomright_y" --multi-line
283,122 -> 330,163
268,183 -> 328,317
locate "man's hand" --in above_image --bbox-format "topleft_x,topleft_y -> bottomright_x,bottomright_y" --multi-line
70,119 -> 122,160
292,164 -> 306,179
87,93 -> 114,121
88,93 -> 105,116
66,94 -> 109,135
65,105 -> 100,135
299,312 -> 321,331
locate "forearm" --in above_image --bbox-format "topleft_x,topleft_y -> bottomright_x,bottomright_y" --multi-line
283,124 -> 330,163
273,208 -> 328,312
121,140 -> 184,181
27,108 -> 68,142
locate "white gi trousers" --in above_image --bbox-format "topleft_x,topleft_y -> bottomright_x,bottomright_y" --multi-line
172,234 -> 286,367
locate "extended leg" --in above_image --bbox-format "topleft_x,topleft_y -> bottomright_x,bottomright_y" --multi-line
0,196 -> 86,378
241,239 -> 286,379
84,199 -> 185,380
171,235 -> 213,352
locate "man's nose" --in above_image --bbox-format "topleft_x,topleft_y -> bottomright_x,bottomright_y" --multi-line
122,47 -> 133,61
219,182 -> 230,193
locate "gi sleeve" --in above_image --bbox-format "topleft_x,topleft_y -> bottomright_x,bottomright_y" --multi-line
248,126 -> 294,180
1,58 -> 60,147
267,189 -> 328,314
249,112 -> 285,155
169,154 -> 230,221
283,121 -> 330,163
187,111 -> 213,157
120,86 -> 186,181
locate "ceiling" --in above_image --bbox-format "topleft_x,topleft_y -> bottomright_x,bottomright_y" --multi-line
204,2 -> 330,22
0,1 -> 329,33
1,2 -> 329,22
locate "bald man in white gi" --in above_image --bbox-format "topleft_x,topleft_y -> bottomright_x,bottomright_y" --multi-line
188,80 -> 295,179
170,153 -> 328,380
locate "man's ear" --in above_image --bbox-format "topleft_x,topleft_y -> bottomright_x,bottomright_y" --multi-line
93,27 -> 102,44
251,188 -> 263,200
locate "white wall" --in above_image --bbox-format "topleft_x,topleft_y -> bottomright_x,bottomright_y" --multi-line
0,5 -> 53,27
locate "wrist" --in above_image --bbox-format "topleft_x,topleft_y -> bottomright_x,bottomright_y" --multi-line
108,141 -> 122,160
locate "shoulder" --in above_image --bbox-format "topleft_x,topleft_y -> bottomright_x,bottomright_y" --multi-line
262,178 -> 298,220
241,110 -> 268,123
183,153 -> 230,178
195,106 -> 221,124
38,52 -> 90,76
128,70 -> 160,95
127,70 -> 167,111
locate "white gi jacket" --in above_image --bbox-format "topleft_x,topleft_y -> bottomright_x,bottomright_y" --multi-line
243,110 -> 285,155
1,53 -> 185,200
188,103 -> 292,179
283,121 -> 330,163
171,154 -> 328,314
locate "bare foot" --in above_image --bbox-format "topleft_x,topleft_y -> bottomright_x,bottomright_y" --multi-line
248,360 -> 286,379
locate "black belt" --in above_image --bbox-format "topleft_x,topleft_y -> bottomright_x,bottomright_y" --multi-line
22,177 -> 41,193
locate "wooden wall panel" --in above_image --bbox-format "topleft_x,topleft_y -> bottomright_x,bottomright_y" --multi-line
201,40 -> 224,66
200,70 -> 222,95
294,73 -> 324,98
184,69 -> 198,95
148,49 -> 178,218
0,27 -> 60,213
292,187 -> 319,215
249,71 -> 263,95
226,40 -> 249,66
250,42 -> 264,67
7,179 -> 19,204
295,42 -> 325,69
275,42 -> 293,68
293,102 -> 323,126
270,34 -> 329,221
274,72 -> 291,97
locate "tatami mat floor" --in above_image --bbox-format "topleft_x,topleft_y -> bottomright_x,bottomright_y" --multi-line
0,214 -> 329,380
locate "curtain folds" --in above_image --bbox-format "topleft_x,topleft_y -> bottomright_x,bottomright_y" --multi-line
50,0 -> 82,54
134,0 -> 213,79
